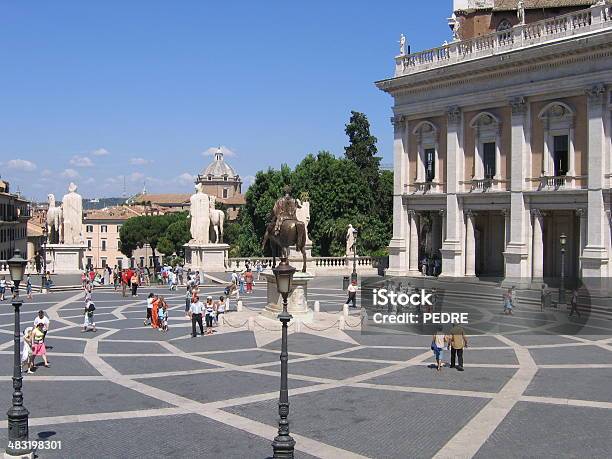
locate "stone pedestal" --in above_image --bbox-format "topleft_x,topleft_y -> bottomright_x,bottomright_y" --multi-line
184,243 -> 229,272
46,244 -> 85,274
288,242 -> 312,261
259,270 -> 314,322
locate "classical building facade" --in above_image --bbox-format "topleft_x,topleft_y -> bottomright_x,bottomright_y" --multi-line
378,1 -> 612,287
0,179 -> 30,261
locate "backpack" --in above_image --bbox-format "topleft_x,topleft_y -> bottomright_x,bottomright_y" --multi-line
87,303 -> 96,312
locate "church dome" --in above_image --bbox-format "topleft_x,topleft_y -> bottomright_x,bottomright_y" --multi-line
201,147 -> 239,179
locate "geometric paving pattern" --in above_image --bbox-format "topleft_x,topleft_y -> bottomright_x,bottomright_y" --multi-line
0,280 -> 610,458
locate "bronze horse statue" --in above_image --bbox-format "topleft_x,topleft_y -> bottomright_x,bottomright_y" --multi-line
262,219 -> 307,272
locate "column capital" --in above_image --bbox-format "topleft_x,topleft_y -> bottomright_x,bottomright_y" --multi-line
576,208 -> 587,218
391,114 -> 407,128
447,106 -> 461,124
438,209 -> 446,217
585,83 -> 606,104
501,208 -> 510,216
465,209 -> 475,218
530,208 -> 545,219
509,96 -> 528,116
407,209 -> 417,217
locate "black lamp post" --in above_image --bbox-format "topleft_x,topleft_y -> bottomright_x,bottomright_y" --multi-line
559,233 -> 567,306
41,226 -> 48,292
351,228 -> 358,284
5,249 -> 31,458
271,258 -> 296,458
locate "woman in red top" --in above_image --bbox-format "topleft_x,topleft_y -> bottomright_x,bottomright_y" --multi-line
151,297 -> 161,329
244,269 -> 254,293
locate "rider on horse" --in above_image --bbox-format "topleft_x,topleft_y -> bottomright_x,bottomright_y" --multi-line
272,185 -> 301,236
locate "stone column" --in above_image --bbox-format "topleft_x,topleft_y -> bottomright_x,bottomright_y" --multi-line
387,115 -> 410,276
431,212 -> 441,254
465,211 -> 476,277
577,208 -> 587,274
502,209 -> 510,250
408,210 -> 420,273
441,106 -> 465,277
504,97 -> 531,285
531,209 -> 545,281
582,84 -> 609,281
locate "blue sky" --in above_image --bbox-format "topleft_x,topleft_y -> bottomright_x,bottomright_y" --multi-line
0,1 -> 451,200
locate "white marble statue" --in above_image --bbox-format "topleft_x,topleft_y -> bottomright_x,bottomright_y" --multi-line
399,33 -> 406,56
295,199 -> 311,245
61,182 -> 83,245
46,194 -> 63,244
517,0 -> 526,25
346,224 -> 357,257
208,196 -> 225,244
189,182 -> 210,244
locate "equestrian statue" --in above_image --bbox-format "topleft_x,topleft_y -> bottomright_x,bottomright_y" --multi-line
262,186 -> 307,272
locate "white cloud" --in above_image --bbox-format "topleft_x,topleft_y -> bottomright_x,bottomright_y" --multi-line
83,177 -> 95,184
176,172 -> 196,186
41,169 -> 53,177
61,168 -> 80,179
69,155 -> 94,167
129,157 -> 152,165
6,159 -> 37,172
128,172 -> 145,182
202,145 -> 236,157
91,148 -> 109,156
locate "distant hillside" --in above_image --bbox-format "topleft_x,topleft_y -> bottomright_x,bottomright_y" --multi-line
83,197 -> 126,210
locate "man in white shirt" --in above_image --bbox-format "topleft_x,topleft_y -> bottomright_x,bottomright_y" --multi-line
34,310 -> 50,341
189,295 -> 204,337
345,280 -> 358,308
0,277 -> 6,301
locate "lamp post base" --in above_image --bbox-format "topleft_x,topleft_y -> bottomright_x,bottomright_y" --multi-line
272,435 -> 295,458
4,451 -> 34,459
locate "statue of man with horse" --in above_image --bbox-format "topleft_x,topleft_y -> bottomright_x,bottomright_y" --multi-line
262,186 -> 307,272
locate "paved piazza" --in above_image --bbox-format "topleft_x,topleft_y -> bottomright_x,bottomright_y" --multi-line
0,278 -> 610,458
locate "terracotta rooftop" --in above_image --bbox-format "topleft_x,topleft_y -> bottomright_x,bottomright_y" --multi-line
27,221 -> 44,237
493,0 -> 595,10
84,205 -> 167,221
130,193 -> 191,206
218,194 -> 246,206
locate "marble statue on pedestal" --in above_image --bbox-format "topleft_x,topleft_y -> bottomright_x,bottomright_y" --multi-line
61,182 -> 84,245
517,1 -> 526,25
189,183 -> 210,244
208,196 -> 225,244
346,224 -> 356,256
295,199 -> 311,245
399,33 -> 406,56
46,194 -> 63,244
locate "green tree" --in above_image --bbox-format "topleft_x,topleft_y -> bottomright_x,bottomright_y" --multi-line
344,111 -> 381,193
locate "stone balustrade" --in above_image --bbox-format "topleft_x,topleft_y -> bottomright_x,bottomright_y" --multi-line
470,178 -> 493,192
227,256 -> 378,273
395,4 -> 611,77
538,175 -> 569,190
0,260 -> 39,276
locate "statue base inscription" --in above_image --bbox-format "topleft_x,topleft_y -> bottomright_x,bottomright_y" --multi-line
46,244 -> 86,274
184,243 -> 229,272
259,270 -> 315,323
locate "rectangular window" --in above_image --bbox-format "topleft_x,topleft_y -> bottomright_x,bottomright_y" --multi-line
140,257 -> 145,267
101,239 -> 107,251
483,142 -> 496,179
117,258 -> 123,270
223,188 -> 229,199
424,148 -> 435,182
553,135 -> 569,176
86,257 -> 93,268
101,225 -> 107,233
117,225 -> 122,232
86,225 -> 94,233
130,258 -> 135,268
101,258 -> 107,268
87,239 -> 92,250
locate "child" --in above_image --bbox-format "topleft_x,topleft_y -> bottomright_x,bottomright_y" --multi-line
159,302 -> 169,332
144,293 -> 155,326
82,300 -> 97,332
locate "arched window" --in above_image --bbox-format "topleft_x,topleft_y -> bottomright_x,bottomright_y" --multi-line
412,121 -> 440,192
497,19 -> 512,32
469,112 -> 501,188
538,102 -> 575,186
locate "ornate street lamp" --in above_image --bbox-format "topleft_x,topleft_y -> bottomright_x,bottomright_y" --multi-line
351,227 -> 358,284
41,226 -> 48,292
271,257 -> 296,458
559,233 -> 567,307
5,249 -> 32,459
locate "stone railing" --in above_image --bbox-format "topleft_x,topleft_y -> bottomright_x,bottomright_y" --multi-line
227,256 -> 378,272
537,175 -> 570,190
411,181 -> 442,194
0,260 -> 39,275
395,4 -> 611,77
470,178 -> 493,192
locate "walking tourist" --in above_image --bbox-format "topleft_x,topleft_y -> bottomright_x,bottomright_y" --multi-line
82,300 -> 97,332
345,280 -> 358,308
81,272 -> 87,288
0,276 -> 6,301
255,260 -> 262,280
449,322 -> 468,371
145,293 -> 155,326
431,326 -> 448,372
113,267 -> 119,290
32,322 -> 50,367
151,295 -> 161,329
245,269 -> 254,294
21,327 -> 34,374
34,310 -> 50,342
190,295 -> 204,337
121,269 -> 128,297
130,270 -> 140,296
185,286 -> 192,318
503,288 -> 514,315
158,302 -> 169,332
204,296 -> 216,335
216,295 -> 225,324
239,272 -> 245,294
569,289 -> 581,318
26,275 -> 33,300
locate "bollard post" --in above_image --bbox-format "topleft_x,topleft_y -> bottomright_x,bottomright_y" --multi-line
237,300 -> 243,312
247,316 -> 255,331
343,303 -> 349,318
361,309 -> 367,330
338,316 -> 345,330
314,300 -> 320,313
295,318 -> 301,333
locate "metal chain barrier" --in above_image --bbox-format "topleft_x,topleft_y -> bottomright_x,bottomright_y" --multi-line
253,320 -> 295,332
301,320 -> 340,331
223,318 -> 249,328
344,316 -> 364,328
